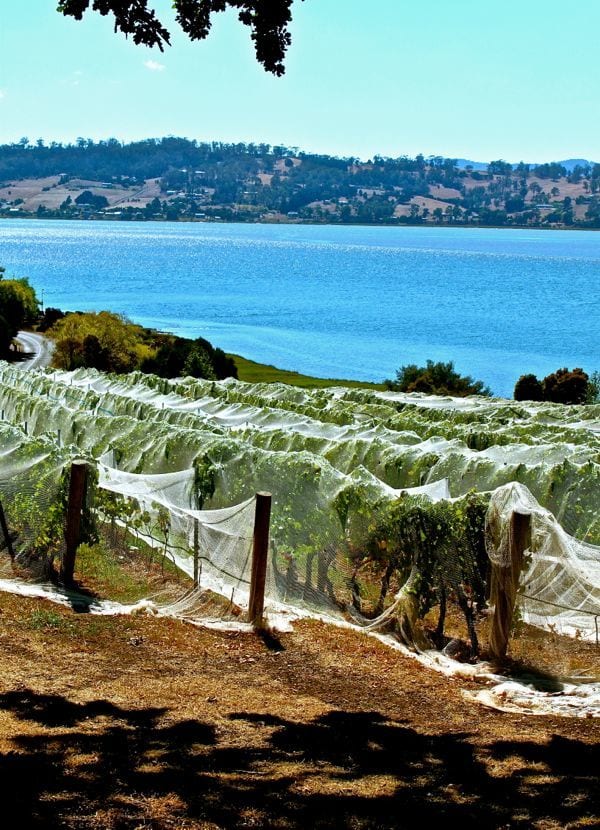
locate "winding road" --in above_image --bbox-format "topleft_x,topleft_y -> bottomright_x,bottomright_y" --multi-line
14,331 -> 55,369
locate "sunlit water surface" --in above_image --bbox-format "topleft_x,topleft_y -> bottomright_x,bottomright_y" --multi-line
1,219 -> 599,396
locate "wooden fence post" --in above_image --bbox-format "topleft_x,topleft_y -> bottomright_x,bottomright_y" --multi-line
61,460 -> 89,586
193,518 -> 200,587
489,510 -> 531,661
248,492 -> 272,626
0,500 -> 15,559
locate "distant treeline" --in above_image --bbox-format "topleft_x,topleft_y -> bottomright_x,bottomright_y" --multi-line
2,137 -> 600,228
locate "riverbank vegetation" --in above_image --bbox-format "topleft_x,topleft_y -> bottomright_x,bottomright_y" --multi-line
230,353 -> 384,389
1,138 -> 600,229
48,310 -> 238,380
514,367 -> 599,405
385,360 -> 492,397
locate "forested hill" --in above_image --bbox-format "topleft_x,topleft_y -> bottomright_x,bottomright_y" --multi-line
1,137 -> 599,228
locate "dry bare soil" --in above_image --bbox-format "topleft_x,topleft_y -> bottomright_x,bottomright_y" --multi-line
0,592 -> 598,830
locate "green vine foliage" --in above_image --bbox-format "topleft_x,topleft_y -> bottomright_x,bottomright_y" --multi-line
349,492 -> 489,619
9,465 -> 69,575
193,455 -> 216,508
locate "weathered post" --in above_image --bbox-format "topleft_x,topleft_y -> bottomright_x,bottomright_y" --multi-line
0,500 -> 15,559
489,510 -> 531,661
248,492 -> 272,626
193,518 -> 200,587
61,460 -> 89,586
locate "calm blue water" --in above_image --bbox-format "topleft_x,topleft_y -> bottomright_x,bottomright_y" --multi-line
1,219 -> 599,397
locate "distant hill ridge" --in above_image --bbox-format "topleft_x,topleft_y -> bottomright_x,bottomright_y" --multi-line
453,158 -> 597,172
1,137 -> 599,229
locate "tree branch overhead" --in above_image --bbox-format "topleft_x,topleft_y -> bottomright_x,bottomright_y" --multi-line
58,0 -> 299,74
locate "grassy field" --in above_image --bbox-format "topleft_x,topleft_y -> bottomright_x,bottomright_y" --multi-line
229,353 -> 386,389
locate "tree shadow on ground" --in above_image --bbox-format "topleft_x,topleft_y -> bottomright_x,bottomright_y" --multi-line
0,688 -> 597,829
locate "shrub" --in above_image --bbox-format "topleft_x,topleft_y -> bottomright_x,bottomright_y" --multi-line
386,359 -> 491,397
38,307 -> 65,332
50,311 -> 140,372
586,371 -> 600,404
543,367 -> 589,405
140,334 -> 237,380
514,374 -> 544,401
514,367 -> 592,405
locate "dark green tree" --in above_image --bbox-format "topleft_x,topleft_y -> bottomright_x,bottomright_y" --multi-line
38,307 -> 66,332
514,373 -> 544,401
75,190 -> 109,209
488,160 -> 512,176
0,266 -> 40,358
386,360 -> 491,397
183,344 -> 216,379
82,333 -> 111,370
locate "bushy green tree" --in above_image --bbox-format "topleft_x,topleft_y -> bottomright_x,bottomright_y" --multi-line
183,344 -> 216,379
0,266 -> 40,358
386,360 -> 491,397
50,311 -> 142,372
74,190 -> 109,209
38,307 -> 65,332
586,371 -> 600,404
140,334 -> 236,380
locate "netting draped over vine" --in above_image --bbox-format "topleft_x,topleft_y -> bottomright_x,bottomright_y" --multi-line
96,462 -> 256,609
487,482 -> 600,641
0,423 -> 68,570
0,363 -> 598,542
0,360 -> 598,650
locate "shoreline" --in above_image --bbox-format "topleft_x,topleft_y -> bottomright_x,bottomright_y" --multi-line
2,213 -> 599,234
17,325 -> 385,391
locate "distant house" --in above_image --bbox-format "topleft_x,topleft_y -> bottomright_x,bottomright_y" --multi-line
287,211 -> 299,217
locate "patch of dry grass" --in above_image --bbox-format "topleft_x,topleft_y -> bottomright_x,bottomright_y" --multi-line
0,587 -> 597,829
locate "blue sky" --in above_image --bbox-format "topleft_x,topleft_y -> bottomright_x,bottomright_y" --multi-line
0,1 -> 599,163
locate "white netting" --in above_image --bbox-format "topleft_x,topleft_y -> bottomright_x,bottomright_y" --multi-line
1,360 -> 599,628
486,482 -> 600,642
1,360 -> 600,721
0,423 -> 68,568
1,363 -> 598,543
95,462 -> 256,613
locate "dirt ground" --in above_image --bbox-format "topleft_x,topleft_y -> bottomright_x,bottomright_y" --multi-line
0,591 -> 598,830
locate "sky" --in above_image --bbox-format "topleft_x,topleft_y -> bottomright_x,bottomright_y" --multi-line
1,1 -> 599,163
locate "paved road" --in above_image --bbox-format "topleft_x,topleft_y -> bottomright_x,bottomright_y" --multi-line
14,331 -> 55,369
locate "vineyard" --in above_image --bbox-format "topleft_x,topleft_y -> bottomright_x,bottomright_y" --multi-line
0,362 -> 598,717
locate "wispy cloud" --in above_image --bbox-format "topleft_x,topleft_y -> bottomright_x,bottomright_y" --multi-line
61,70 -> 83,87
0,90 -> 5,101
144,59 -> 166,72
